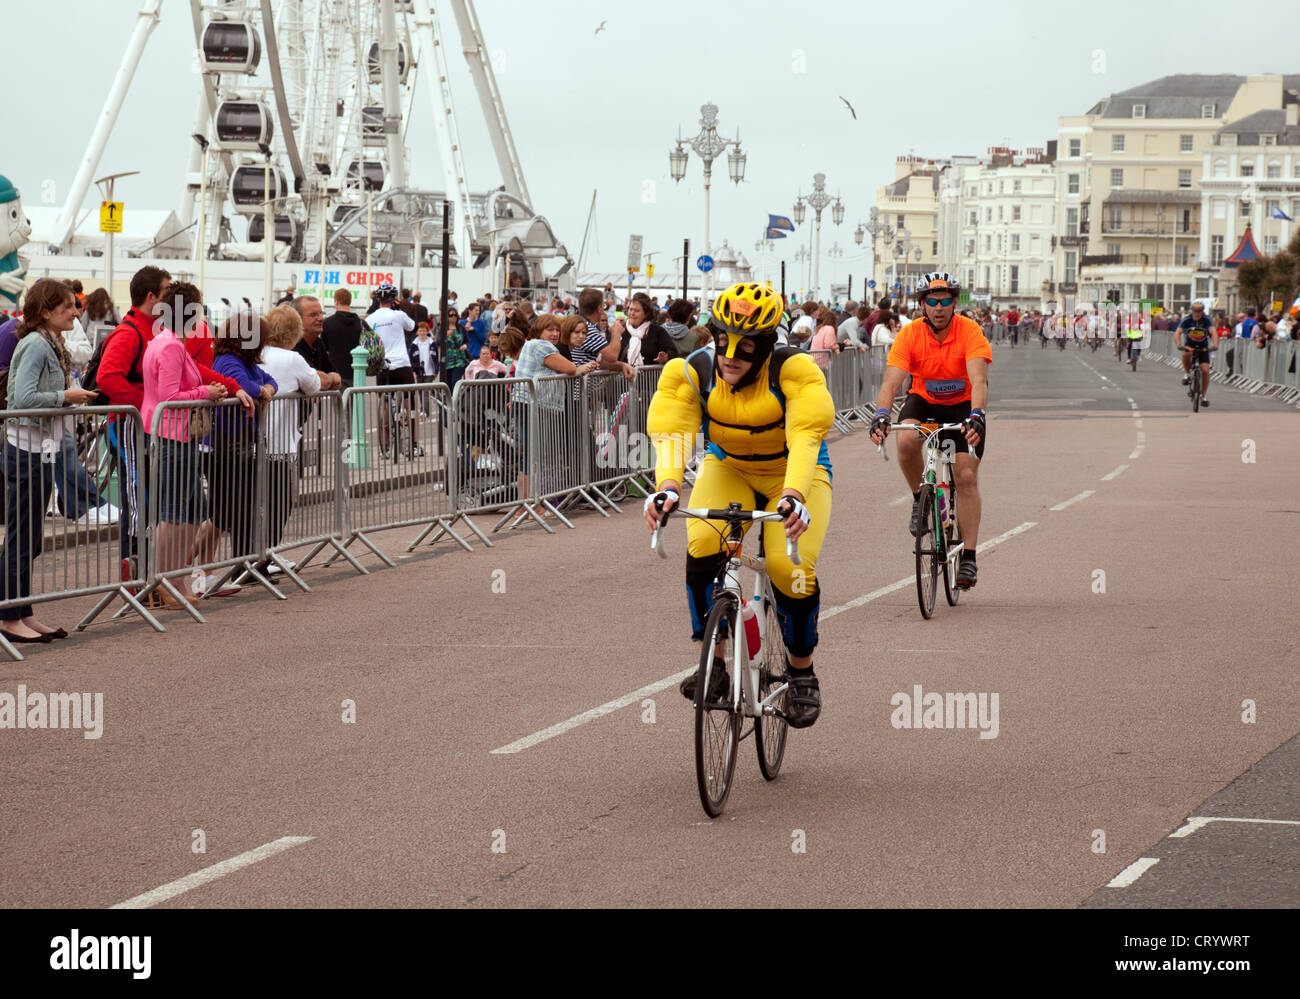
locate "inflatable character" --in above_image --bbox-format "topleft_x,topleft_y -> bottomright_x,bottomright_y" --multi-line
0,175 -> 33,311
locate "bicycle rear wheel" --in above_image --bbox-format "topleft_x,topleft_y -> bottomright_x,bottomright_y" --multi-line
1130,348 -> 1138,372
1191,367 -> 1201,412
754,594 -> 788,781
915,484 -> 939,619
695,597 -> 741,816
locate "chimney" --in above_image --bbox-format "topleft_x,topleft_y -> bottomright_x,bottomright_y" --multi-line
1288,102 -> 1299,126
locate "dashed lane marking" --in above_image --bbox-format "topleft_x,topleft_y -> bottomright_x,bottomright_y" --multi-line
1169,815 -> 1300,839
1050,491 -> 1095,512
1102,464 -> 1130,481
888,494 -> 911,507
1129,448 -> 1144,460
109,836 -> 315,909
1107,857 -> 1160,888
492,521 -> 1039,755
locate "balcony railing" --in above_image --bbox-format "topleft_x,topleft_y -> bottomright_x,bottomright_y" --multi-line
1081,253 -> 1124,267
1058,234 -> 1081,247
1099,223 -> 1199,236
1059,282 -> 1078,293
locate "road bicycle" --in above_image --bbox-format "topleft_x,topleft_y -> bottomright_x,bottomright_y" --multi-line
379,390 -> 417,461
1127,338 -> 1141,372
1183,346 -> 1208,412
895,423 -> 967,619
651,501 -> 801,817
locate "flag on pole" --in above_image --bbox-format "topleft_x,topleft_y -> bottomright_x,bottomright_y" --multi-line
767,213 -> 795,231
1270,206 -> 1295,221
765,227 -> 788,240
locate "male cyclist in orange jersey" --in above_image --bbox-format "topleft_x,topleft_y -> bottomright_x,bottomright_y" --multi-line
870,273 -> 991,588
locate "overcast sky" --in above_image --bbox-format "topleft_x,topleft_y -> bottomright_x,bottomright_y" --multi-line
4,0 -> 1297,282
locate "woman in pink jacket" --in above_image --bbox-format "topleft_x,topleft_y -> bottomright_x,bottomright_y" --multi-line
141,321 -> 228,608
810,307 -> 840,371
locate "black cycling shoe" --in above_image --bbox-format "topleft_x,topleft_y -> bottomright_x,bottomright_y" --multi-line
956,557 -> 978,589
680,657 -> 730,703
1200,397 -> 1210,408
908,495 -> 922,537
1181,376 -> 1190,385
784,670 -> 821,728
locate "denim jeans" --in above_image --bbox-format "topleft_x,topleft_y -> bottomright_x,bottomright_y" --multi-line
2,443 -> 55,620
53,431 -> 104,520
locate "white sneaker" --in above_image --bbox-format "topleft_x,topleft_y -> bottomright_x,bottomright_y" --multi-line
196,573 -> 242,597
73,503 -> 121,527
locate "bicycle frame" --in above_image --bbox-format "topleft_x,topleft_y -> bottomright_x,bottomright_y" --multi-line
652,505 -> 800,718
896,422 -> 966,570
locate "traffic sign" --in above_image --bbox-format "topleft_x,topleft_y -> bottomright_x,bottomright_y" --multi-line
696,255 -> 714,273
627,234 -> 643,271
100,201 -> 123,234
646,263 -> 655,278
867,280 -> 876,288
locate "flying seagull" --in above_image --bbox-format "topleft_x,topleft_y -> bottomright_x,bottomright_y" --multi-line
840,96 -> 857,120
595,21 -> 607,36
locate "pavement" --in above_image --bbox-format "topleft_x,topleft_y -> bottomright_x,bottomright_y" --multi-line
2,341 -> 1297,909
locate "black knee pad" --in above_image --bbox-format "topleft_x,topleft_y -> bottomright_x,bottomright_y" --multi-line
773,584 -> 820,658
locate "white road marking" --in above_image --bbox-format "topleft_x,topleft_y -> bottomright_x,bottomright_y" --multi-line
491,670 -> 694,754
1128,447 -> 1144,460
1137,431 -> 1146,443
1107,857 -> 1160,888
888,494 -> 911,507
1050,491 -> 1095,512
1135,419 -> 1143,428
110,836 -> 314,909
1101,464 -> 1130,481
1170,815 -> 1300,839
493,521 -> 1040,755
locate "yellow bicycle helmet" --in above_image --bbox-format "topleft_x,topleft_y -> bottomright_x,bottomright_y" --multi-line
710,282 -> 784,338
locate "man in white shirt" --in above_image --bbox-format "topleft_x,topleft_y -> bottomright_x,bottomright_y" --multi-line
366,284 -> 423,458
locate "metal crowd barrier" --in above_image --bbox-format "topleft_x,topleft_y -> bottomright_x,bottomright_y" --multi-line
1147,331 -> 1300,404
581,370 -> 643,513
0,405 -> 155,661
338,383 -> 462,561
443,375 -> 528,540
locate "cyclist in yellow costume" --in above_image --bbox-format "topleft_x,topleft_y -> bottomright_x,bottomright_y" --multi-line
644,283 -> 834,728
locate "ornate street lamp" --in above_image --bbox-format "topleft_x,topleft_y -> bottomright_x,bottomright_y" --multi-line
793,173 -> 845,301
668,102 -> 746,299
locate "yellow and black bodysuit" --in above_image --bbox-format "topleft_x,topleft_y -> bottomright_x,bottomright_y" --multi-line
647,345 -> 834,656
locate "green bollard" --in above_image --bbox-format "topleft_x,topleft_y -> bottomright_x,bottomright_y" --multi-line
348,344 -> 369,468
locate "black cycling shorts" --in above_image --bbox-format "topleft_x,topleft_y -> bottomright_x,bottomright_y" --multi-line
1184,344 -> 1210,364
898,394 -> 985,460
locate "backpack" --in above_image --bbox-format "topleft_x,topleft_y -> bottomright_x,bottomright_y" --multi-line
358,321 -> 385,377
82,324 -> 146,406
684,346 -> 797,462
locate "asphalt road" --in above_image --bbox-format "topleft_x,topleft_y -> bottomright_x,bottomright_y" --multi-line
2,340 -> 1297,909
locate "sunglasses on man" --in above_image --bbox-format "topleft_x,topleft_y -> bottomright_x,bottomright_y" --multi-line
925,296 -> 954,308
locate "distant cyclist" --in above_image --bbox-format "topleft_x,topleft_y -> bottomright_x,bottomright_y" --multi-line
870,273 -> 990,588
369,283 -> 424,457
1177,301 -> 1217,408
645,283 -> 834,728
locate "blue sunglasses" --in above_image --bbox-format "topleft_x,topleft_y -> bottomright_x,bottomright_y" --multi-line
925,296 -> 954,308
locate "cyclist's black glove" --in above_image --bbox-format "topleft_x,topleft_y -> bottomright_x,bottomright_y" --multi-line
870,408 -> 892,437
965,409 -> 986,440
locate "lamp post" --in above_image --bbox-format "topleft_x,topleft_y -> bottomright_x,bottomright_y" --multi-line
793,246 -> 810,298
793,173 -> 844,302
669,102 -> 746,301
191,134 -> 209,294
754,237 -> 775,285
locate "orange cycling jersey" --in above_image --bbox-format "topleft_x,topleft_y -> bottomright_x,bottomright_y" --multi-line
886,315 -> 992,405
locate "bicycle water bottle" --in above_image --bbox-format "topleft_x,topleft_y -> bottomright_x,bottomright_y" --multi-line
742,599 -> 762,667
937,488 -> 948,527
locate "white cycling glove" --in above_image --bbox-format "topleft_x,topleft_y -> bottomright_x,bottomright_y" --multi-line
777,496 -> 811,529
644,488 -> 680,517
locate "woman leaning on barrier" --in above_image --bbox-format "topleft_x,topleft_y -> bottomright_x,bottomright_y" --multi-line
2,279 -> 97,643
211,313 -> 277,569
140,300 -> 243,608
499,324 -> 595,507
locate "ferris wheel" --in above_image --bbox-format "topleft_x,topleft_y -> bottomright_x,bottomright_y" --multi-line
51,0 -> 566,283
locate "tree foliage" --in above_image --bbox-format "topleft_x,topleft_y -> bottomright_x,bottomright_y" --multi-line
1236,228 -> 1300,313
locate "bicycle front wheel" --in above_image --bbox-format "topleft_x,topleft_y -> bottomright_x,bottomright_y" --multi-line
943,489 -> 962,607
695,597 -> 741,816
915,484 -> 939,619
755,594 -> 788,781
1192,367 -> 1201,412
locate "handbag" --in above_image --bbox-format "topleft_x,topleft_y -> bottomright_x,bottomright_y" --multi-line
189,405 -> 213,441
